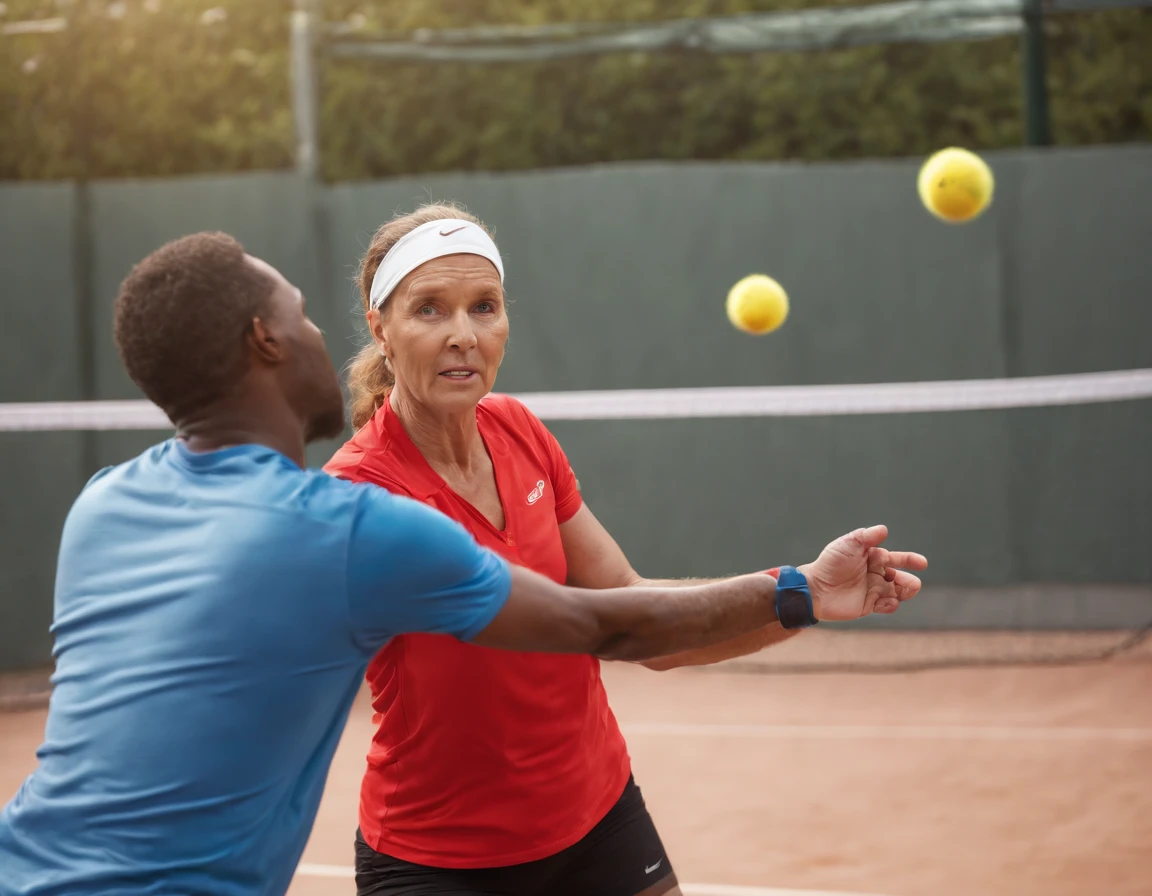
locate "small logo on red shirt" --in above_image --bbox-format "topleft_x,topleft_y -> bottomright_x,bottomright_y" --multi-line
526,480 -> 546,505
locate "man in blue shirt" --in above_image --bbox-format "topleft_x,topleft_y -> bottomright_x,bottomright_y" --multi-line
0,232 -> 925,895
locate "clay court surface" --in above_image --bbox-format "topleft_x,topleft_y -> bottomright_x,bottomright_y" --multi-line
3,631 -> 1151,896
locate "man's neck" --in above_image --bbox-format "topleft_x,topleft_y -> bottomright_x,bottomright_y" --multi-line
177,396 -> 307,468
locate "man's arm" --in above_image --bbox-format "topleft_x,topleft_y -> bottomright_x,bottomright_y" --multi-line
470,566 -> 780,662
636,621 -> 799,671
556,504 -> 801,669
473,524 -> 925,661
346,486 -> 924,663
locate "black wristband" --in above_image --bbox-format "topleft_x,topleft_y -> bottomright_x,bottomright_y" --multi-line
774,565 -> 818,629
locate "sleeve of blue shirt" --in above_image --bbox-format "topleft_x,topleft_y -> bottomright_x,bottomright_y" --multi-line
345,486 -> 512,652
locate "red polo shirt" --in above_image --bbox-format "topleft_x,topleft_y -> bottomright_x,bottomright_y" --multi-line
324,393 -> 632,868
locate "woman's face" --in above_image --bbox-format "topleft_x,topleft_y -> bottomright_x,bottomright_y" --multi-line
370,253 -> 508,414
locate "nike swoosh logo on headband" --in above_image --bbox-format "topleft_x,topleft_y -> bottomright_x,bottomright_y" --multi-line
439,226 -> 467,236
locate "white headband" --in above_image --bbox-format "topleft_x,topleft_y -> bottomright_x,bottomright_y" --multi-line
368,218 -> 504,310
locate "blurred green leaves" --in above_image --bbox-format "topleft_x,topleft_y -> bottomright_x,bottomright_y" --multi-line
0,1 -> 1148,181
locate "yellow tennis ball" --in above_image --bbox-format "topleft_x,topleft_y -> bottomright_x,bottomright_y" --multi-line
918,147 -> 994,223
725,274 -> 789,335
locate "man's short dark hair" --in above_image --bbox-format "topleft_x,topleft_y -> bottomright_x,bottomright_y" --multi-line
113,232 -> 276,420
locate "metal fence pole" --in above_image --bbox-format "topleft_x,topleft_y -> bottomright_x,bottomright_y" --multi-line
67,6 -> 99,476
290,0 -> 320,179
1022,0 -> 1052,146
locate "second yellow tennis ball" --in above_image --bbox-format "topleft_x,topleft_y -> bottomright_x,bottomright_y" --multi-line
918,147 -> 994,223
726,274 -> 789,335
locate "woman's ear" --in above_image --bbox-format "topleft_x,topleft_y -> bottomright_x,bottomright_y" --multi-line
367,307 -> 388,359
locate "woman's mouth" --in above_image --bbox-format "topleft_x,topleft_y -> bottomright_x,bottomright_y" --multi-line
439,368 -> 478,380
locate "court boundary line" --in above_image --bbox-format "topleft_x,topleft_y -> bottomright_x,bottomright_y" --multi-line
295,863 -> 894,896
619,722 -> 1152,741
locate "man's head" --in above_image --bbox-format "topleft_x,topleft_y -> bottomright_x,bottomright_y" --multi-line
113,232 -> 345,442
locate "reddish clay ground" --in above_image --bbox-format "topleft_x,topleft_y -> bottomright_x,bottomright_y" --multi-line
3,632 -> 1151,896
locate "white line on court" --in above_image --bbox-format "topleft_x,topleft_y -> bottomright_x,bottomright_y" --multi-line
682,888 -> 892,896
619,722 -> 1152,742
295,863 -> 352,878
294,863 -> 893,896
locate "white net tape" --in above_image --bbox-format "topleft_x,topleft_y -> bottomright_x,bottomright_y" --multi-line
1,368 -> 1149,432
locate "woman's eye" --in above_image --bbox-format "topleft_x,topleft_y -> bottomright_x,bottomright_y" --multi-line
475,302 -> 494,313
418,305 -> 436,316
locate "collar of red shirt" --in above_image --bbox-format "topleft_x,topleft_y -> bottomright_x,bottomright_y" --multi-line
365,395 -> 510,502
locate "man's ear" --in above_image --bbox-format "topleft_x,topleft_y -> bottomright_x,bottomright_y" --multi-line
246,317 -> 283,365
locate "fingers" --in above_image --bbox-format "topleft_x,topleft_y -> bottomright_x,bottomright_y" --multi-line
868,548 -> 890,576
863,574 -> 895,614
884,551 -> 928,571
847,527 -> 928,572
865,570 -> 922,617
889,570 -> 922,600
868,547 -> 928,574
852,525 -> 889,549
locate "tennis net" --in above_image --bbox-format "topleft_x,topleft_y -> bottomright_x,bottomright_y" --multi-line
2,368 -> 1150,677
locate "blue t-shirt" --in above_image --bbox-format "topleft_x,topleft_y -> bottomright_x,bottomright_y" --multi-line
0,440 -> 511,896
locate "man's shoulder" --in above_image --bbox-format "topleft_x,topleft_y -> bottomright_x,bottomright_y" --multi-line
74,442 -> 366,531
260,465 -> 375,532
69,440 -> 172,507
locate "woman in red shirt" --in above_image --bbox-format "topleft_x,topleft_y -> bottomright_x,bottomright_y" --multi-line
324,203 -> 912,896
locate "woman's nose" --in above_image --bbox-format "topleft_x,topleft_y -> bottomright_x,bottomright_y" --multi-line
447,312 -> 478,350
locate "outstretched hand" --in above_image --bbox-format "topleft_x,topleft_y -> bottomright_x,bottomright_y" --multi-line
799,525 -> 927,622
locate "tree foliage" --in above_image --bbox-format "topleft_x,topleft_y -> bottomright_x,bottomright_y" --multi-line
1,0 -> 1149,181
